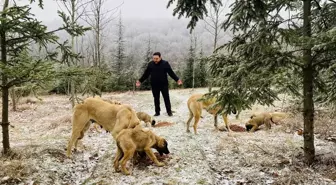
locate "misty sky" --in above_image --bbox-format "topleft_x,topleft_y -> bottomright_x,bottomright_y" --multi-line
20,0 -> 180,22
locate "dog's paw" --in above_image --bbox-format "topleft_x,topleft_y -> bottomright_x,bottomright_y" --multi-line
114,168 -> 121,173
186,129 -> 190,133
122,169 -> 131,175
157,162 -> 165,167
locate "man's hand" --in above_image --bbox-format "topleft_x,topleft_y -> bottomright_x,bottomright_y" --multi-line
136,80 -> 141,87
177,79 -> 183,85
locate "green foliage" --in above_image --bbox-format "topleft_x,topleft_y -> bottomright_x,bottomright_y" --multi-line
183,41 -> 196,88
194,49 -> 207,88
170,0 -> 336,114
169,70 -> 183,89
113,15 -> 126,77
140,38 -> 152,91
0,4 -> 89,89
0,0 -> 90,154
166,0 -> 222,32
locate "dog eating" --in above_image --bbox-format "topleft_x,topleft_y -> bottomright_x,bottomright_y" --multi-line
186,93 -> 235,134
66,97 -> 140,158
113,125 -> 169,175
136,111 -> 156,127
245,112 -> 288,132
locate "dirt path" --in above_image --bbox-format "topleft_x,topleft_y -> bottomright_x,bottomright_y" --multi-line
0,88 -> 335,185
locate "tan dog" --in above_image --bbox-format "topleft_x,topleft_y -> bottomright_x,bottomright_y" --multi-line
113,125 -> 170,175
88,98 -> 122,133
186,93 -> 235,134
91,98 -> 122,133
245,112 -> 288,132
136,111 -> 156,127
66,97 -> 140,157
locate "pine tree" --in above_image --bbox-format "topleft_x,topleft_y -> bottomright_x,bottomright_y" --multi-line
168,0 -> 336,164
0,0 -> 89,154
183,38 -> 195,88
113,12 -> 126,89
140,37 -> 152,90
195,47 -> 207,88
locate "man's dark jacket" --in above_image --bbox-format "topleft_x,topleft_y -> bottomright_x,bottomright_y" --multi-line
139,60 -> 179,87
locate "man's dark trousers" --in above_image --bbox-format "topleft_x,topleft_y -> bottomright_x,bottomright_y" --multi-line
152,85 -> 171,114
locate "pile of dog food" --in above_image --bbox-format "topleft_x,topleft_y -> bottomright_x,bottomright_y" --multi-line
153,121 -> 174,127
218,124 -> 246,132
134,152 -> 172,166
229,124 -> 246,132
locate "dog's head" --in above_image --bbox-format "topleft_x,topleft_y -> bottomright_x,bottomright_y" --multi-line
245,118 -> 253,131
231,108 -> 237,114
245,124 -> 253,131
151,119 -> 156,126
154,138 -> 170,156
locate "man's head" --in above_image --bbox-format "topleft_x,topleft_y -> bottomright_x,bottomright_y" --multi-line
153,52 -> 162,64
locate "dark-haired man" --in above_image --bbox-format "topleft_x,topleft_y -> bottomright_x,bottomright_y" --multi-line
136,52 -> 182,116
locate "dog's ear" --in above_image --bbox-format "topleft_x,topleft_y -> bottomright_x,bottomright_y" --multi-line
157,137 -> 165,148
250,114 -> 257,119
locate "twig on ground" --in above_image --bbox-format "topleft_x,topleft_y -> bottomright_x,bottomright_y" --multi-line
253,144 -> 269,155
287,174 -> 292,185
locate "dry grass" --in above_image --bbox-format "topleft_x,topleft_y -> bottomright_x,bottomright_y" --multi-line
0,89 -> 335,184
49,115 -> 72,129
281,102 -> 336,142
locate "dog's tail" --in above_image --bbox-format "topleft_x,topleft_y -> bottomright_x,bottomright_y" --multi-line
116,141 -> 124,161
270,112 -> 288,120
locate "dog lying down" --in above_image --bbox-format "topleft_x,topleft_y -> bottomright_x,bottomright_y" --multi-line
245,112 -> 288,132
113,125 -> 170,175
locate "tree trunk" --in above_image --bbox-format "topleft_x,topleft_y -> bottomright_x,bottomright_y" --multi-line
208,7 -> 220,93
10,87 -> 17,111
302,0 -> 315,165
208,80 -> 213,92
70,0 -> 76,108
1,0 -> 10,154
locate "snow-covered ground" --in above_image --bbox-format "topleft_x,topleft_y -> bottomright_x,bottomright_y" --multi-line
0,88 -> 335,185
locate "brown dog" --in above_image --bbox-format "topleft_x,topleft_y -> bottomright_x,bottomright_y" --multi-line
136,111 -> 156,127
91,98 -> 122,133
245,112 -> 288,132
66,97 -> 140,157
186,93 -> 235,134
113,125 -> 169,175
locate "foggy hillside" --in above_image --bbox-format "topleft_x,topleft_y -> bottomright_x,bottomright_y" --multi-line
44,17 -> 233,68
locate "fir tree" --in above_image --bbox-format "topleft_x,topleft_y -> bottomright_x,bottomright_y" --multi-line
167,0 -> 336,164
183,39 -> 196,88
140,37 -> 152,90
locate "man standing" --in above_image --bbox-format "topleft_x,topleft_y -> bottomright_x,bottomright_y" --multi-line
136,52 -> 182,116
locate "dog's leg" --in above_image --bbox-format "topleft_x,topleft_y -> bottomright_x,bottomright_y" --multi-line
144,148 -> 164,167
74,130 -> 84,150
193,114 -> 201,135
186,112 -> 193,133
264,118 -> 272,130
214,114 -> 218,128
74,121 -> 91,151
94,123 -> 102,133
120,149 -> 135,175
66,109 -> 90,158
66,131 -> 82,157
222,114 -> 232,132
113,148 -> 122,172
249,125 -> 259,132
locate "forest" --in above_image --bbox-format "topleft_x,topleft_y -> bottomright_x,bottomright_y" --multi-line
0,0 -> 335,184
